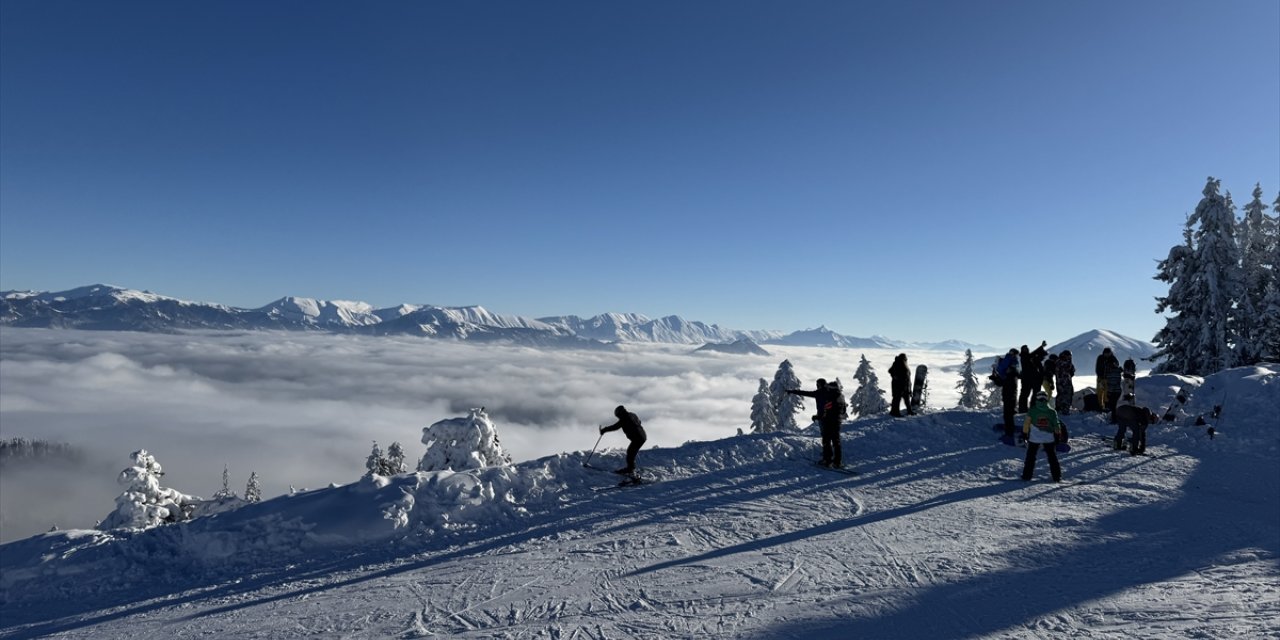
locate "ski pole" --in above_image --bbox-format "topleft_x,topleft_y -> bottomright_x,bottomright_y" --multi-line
584,431 -> 604,467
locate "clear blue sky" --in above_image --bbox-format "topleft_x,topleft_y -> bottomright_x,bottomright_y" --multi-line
2,0 -> 1277,347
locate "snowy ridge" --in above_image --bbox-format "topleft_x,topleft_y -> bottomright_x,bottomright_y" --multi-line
1,365 -> 1276,638
0,284 -> 1070,351
256,297 -> 381,328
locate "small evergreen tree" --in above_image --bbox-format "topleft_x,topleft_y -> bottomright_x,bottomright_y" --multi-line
956,349 -> 984,409
244,471 -> 262,503
385,441 -> 408,474
418,408 -> 512,472
768,359 -> 805,431
366,441 -> 387,476
98,449 -> 200,531
212,464 -> 237,500
749,377 -> 778,433
849,355 -> 888,416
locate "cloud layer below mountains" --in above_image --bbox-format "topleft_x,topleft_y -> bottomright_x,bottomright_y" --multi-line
0,328 -> 968,542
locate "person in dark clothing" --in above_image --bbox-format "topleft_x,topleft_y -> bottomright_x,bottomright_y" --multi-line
1055,350 -> 1076,414
1113,396 -> 1154,455
788,378 -> 847,467
1095,348 -> 1119,411
1018,342 -> 1048,413
993,349 -> 1021,442
888,354 -> 914,417
600,405 -> 647,475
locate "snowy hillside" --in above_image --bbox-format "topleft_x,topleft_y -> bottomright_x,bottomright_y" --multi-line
693,338 -> 772,356
2,365 -> 1276,639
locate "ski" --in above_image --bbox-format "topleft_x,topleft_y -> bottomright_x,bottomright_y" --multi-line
990,476 -> 1080,484
593,476 -> 649,491
813,462 -> 859,475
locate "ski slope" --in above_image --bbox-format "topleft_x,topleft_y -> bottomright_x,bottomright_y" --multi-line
1,366 -> 1277,639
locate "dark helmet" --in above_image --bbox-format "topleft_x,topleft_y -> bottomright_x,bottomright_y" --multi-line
816,378 -> 827,388
614,405 -> 627,418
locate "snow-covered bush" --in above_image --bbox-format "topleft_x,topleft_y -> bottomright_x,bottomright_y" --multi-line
418,408 -> 512,472
98,449 -> 201,531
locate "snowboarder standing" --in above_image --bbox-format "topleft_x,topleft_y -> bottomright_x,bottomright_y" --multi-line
1021,392 -> 1063,482
600,405 -> 647,475
1095,348 -> 1119,411
787,378 -> 847,467
1054,350 -> 1076,414
888,354 -> 914,417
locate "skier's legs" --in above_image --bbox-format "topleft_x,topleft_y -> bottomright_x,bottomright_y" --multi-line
1045,445 -> 1061,481
623,436 -> 645,473
824,423 -> 843,466
1021,442 -> 1040,480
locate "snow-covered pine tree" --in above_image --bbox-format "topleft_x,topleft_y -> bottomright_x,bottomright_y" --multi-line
1236,183 -> 1273,364
244,471 -> 262,503
98,449 -> 201,531
385,441 -> 408,475
956,349 -> 984,409
1260,192 -> 1280,361
849,354 -> 888,416
418,408 -> 512,472
366,441 -> 387,476
212,464 -> 237,499
1153,215 -> 1200,374
768,359 -> 805,431
749,377 -> 778,433
1153,178 -> 1242,375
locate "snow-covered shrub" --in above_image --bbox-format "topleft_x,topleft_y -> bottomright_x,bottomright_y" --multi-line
98,449 -> 201,531
418,408 -> 512,472
366,441 -> 409,476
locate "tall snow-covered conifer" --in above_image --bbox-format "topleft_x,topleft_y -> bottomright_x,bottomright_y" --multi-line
1260,193 -> 1280,360
1235,183 -> 1273,364
955,349 -> 983,409
750,378 -> 778,433
849,355 -> 888,416
768,360 -> 804,431
1153,178 -> 1242,375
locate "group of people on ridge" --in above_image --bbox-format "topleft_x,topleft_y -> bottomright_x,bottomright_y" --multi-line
598,347 -> 1155,480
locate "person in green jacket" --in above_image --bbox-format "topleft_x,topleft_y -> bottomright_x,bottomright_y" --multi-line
1021,392 -> 1063,482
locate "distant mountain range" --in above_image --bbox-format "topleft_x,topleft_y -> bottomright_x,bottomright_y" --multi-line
0,284 -> 994,352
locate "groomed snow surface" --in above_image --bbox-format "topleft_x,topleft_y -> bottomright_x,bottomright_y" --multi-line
2,366 -> 1277,639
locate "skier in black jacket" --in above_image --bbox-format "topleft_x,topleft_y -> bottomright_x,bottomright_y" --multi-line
788,378 -> 847,467
600,405 -> 647,475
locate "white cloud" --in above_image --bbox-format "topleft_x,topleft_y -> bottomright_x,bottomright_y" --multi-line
0,328 -> 971,541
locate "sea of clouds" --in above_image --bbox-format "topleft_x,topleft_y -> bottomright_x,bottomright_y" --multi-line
0,328 -> 978,542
